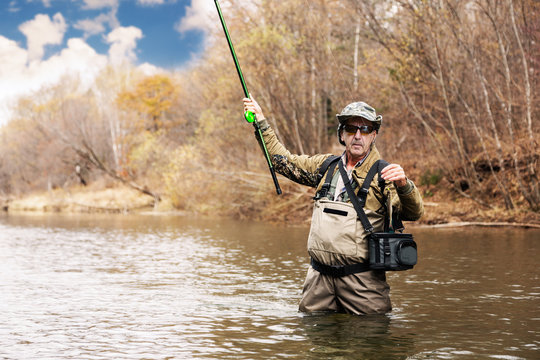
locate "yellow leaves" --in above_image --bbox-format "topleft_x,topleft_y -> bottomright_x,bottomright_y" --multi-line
241,25 -> 297,55
161,144 -> 202,210
117,74 -> 177,132
195,109 -> 223,137
128,130 -> 163,167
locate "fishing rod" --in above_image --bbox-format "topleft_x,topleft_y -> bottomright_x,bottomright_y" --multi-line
213,0 -> 282,195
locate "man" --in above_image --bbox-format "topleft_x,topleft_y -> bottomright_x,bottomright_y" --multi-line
243,97 -> 424,315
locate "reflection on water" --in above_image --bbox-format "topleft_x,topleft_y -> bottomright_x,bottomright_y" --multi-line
300,313 -> 417,360
0,213 -> 538,359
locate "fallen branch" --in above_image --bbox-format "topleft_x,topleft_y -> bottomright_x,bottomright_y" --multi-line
416,221 -> 540,229
69,201 -> 154,213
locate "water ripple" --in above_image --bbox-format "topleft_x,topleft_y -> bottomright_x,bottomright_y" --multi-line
1,215 -> 539,359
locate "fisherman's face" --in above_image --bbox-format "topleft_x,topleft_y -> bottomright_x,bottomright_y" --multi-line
341,118 -> 377,163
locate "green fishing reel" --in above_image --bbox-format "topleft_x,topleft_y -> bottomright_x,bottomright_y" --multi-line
244,110 -> 255,123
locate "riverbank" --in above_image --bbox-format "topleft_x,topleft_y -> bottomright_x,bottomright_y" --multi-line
2,184 -> 162,214
2,183 -> 539,228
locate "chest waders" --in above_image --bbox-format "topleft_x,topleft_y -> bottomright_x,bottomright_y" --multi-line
308,157 -> 417,277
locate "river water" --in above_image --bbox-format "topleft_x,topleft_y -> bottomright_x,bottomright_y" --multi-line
0,213 -> 538,359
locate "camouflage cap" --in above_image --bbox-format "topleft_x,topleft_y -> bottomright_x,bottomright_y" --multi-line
336,101 -> 382,125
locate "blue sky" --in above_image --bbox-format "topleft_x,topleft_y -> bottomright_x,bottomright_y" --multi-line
0,0 -> 217,124
1,0 -> 210,67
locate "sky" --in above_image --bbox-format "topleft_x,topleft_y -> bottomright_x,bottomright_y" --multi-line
0,0 -> 219,124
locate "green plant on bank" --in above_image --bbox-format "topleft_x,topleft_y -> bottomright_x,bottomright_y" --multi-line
420,169 -> 443,187
420,169 -> 443,198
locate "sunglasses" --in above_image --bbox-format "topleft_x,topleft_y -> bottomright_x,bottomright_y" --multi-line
343,124 -> 375,135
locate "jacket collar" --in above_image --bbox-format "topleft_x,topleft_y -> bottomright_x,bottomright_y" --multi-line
352,145 -> 381,179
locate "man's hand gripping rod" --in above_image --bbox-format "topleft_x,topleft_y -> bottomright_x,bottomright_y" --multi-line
214,0 -> 282,195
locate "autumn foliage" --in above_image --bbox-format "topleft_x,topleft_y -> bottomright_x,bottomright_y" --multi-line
0,0 -> 538,223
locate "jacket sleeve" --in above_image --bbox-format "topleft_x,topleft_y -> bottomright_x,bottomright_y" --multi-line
259,123 -> 332,188
390,179 -> 424,221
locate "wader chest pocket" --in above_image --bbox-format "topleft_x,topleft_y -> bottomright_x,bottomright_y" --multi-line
308,200 -> 360,261
323,208 -> 348,216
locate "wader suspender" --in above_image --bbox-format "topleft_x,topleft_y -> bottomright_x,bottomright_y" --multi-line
339,160 -> 400,270
314,155 -> 340,200
344,160 -> 405,233
310,158 -> 389,277
337,160 -> 390,234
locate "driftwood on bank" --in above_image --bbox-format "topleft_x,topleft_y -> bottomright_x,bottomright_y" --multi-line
68,201 -> 155,213
417,221 -> 540,229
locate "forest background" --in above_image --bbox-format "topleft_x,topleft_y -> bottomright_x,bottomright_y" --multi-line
1,0 -> 538,226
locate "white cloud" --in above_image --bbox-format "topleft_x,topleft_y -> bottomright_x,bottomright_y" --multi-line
74,9 -> 119,38
36,38 -> 108,86
82,0 -> 118,10
74,18 -> 106,38
106,26 -> 143,65
0,7 -> 155,125
0,36 -> 108,124
176,0 -> 216,34
8,1 -> 20,12
0,36 -> 28,79
18,13 -> 67,62
138,62 -> 162,75
137,0 -> 165,5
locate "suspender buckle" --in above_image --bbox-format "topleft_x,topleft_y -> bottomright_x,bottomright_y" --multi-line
318,184 -> 330,198
314,184 -> 330,200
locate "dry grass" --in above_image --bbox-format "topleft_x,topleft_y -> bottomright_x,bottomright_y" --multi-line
4,169 -> 539,228
7,183 -> 155,214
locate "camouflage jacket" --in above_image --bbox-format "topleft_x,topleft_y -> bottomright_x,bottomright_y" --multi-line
259,121 -> 424,224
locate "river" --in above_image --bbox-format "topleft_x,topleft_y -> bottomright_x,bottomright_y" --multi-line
0,213 -> 538,359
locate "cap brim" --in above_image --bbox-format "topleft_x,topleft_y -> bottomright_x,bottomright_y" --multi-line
336,113 -> 376,123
